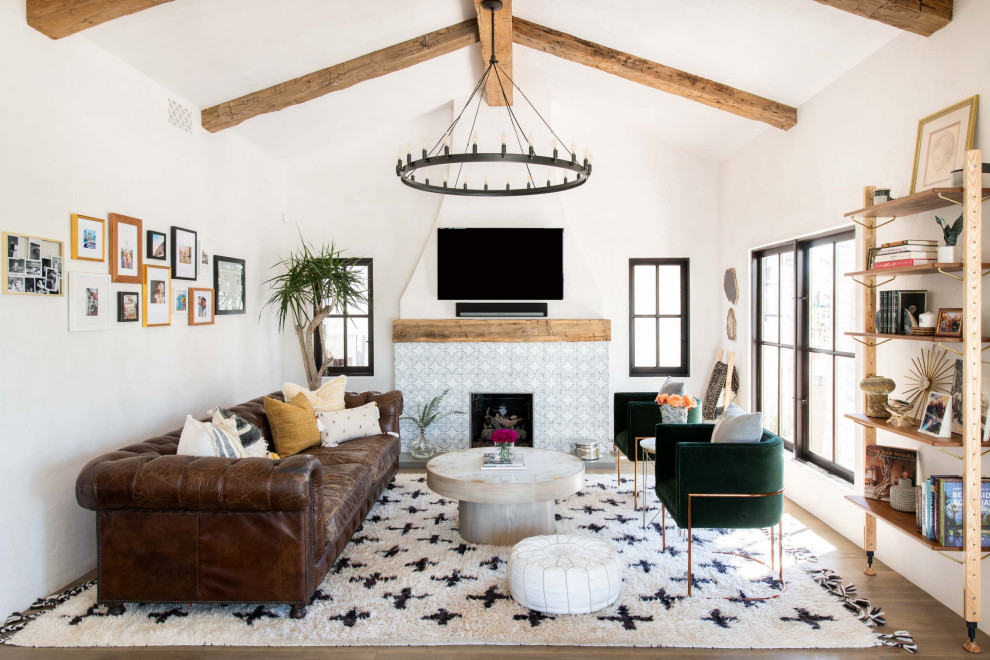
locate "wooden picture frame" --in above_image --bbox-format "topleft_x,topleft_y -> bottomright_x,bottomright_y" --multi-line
109,213 -> 143,284
188,287 -> 215,325
71,214 -> 105,262
910,95 -> 979,194
146,230 -> 167,261
934,307 -> 963,339
3,232 -> 63,297
143,264 -> 172,327
170,226 -> 198,281
214,255 -> 245,315
117,291 -> 140,323
68,272 -> 110,331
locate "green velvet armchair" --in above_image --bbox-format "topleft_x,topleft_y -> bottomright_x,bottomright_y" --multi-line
653,422 -> 784,596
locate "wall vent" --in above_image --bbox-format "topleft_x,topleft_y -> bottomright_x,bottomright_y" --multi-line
167,98 -> 192,133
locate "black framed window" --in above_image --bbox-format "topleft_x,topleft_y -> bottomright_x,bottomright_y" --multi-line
314,259 -> 373,377
629,258 -> 689,377
753,229 -> 856,481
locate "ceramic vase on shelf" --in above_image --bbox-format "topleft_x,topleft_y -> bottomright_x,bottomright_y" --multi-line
660,404 -> 689,424
409,432 -> 436,460
937,245 -> 960,263
890,478 -> 916,513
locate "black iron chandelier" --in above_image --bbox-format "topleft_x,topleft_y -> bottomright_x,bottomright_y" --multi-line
395,0 -> 592,197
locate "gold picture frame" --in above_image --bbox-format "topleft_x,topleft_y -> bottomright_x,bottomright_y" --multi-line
71,214 -> 105,262
143,264 -> 172,327
3,231 -> 64,297
910,95 -> 979,194
188,287 -> 215,326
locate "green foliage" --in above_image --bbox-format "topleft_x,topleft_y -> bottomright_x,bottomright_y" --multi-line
401,387 -> 465,433
935,213 -> 963,247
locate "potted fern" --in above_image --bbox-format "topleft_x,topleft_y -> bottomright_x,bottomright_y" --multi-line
402,387 -> 465,459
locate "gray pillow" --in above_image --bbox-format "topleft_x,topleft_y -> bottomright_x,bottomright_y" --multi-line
658,377 -> 685,395
711,403 -> 763,444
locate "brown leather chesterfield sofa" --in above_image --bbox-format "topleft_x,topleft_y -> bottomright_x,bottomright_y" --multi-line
75,389 -> 402,619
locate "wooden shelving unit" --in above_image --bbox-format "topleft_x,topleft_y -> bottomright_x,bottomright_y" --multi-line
847,155 -> 985,652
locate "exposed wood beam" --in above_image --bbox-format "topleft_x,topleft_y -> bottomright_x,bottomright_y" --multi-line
26,0 -> 174,39
202,20 -> 479,133
512,18 -> 797,131
474,0 -> 513,106
810,0 -> 951,37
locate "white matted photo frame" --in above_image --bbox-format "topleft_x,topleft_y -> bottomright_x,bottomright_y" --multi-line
68,272 -> 110,331
3,232 -> 63,297
71,214 -> 105,262
918,390 -> 952,438
170,226 -> 197,281
143,264 -> 172,327
109,213 -> 143,284
910,95 -> 979,194
188,287 -> 215,326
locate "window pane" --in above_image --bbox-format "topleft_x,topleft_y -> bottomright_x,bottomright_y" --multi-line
761,345 -> 779,434
633,317 -> 657,367
346,317 -> 370,367
633,265 -> 656,315
809,244 -> 834,350
780,251 -> 795,346
835,240 -> 855,353
658,317 -> 681,367
346,265 -> 370,315
322,318 -> 346,367
809,352 -> 834,461
657,265 -> 681,315
762,255 -> 779,343
779,347 -> 794,442
836,355 -> 856,470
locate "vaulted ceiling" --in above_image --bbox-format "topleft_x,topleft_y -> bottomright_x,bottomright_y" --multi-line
27,0 -> 947,162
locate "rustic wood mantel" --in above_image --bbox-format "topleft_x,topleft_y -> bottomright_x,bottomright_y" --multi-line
392,319 -> 610,343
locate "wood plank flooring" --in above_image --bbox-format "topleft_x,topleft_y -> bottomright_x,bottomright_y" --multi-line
1,463 -> 986,659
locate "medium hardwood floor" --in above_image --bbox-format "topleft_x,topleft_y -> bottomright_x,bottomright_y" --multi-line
1,464 -> 986,659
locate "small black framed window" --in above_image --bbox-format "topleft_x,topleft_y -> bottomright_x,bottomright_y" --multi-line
629,258 -> 690,377
314,259 -> 373,377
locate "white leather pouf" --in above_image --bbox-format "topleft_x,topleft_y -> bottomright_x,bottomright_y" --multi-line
508,534 -> 622,614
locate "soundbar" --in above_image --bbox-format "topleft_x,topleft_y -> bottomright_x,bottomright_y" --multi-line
455,302 -> 548,318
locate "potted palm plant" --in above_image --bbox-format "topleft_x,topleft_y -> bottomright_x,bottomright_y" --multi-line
401,387 -> 465,459
264,235 -> 368,390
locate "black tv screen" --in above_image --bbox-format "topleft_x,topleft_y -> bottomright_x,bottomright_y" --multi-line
437,228 -> 564,300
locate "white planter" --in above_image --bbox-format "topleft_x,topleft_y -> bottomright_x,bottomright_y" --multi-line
937,245 -> 959,263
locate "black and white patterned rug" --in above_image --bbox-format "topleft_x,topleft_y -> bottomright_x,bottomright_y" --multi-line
2,474 -> 913,651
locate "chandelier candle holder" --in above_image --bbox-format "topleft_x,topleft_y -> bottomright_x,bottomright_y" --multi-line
395,0 -> 592,197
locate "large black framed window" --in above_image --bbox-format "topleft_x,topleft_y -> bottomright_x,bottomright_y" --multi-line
314,259 -> 374,377
753,229 -> 856,481
629,258 -> 689,377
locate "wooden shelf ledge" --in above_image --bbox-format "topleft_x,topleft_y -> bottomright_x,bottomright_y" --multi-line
845,331 -> 990,344
392,319 -> 611,343
844,262 -> 990,278
845,187 -> 990,218
845,495 -> 962,552
842,413 -> 988,448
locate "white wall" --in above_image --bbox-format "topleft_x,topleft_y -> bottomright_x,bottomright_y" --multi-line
0,0 -> 286,619
719,0 -> 990,626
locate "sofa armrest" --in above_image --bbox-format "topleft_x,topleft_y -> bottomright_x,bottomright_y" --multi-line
655,423 -> 714,481
76,453 -> 322,513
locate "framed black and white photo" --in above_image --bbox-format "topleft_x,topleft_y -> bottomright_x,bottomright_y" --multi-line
214,255 -> 245,315
117,291 -> 140,323
143,264 -> 172,327
109,213 -> 142,284
71,214 -> 105,262
68,272 -> 110,331
146,230 -> 167,261
3,232 -> 63,297
170,226 -> 197,281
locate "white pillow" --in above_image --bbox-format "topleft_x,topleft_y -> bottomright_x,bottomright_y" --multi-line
711,403 -> 763,444
317,402 -> 380,447
177,415 -> 247,458
283,375 -> 346,413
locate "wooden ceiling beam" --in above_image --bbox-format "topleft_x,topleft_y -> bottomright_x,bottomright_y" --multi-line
809,0 -> 951,37
201,20 -> 480,133
512,18 -> 797,131
26,0 -> 174,39
474,0 -> 513,106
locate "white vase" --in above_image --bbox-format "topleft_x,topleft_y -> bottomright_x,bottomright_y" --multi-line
937,245 -> 959,263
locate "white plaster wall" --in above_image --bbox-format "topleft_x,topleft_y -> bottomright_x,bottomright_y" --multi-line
0,0 -> 287,619
718,0 -> 990,627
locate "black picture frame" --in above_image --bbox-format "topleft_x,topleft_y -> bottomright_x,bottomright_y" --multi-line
170,226 -> 198,281
117,291 -> 140,322
146,230 -> 167,261
213,255 -> 245,315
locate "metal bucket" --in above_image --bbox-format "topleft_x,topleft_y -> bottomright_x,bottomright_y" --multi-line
573,441 -> 600,462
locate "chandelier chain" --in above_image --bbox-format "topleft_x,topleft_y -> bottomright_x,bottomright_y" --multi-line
495,62 -> 574,159
493,65 -> 534,183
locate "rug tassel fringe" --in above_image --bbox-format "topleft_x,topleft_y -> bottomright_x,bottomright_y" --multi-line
878,630 -> 918,654
809,568 -> 915,652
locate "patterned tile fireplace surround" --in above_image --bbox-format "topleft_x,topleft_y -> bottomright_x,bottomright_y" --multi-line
393,320 -> 610,454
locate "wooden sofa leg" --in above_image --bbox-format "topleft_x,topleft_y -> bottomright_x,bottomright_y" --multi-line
290,604 -> 308,619
105,604 -> 126,616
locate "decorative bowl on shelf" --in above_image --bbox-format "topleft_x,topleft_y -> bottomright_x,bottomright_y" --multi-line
883,399 -> 914,426
909,327 -> 935,336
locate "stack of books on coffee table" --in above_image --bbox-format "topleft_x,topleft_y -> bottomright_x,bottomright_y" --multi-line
482,451 -> 526,471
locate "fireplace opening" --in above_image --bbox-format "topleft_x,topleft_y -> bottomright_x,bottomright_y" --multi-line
470,393 -> 534,449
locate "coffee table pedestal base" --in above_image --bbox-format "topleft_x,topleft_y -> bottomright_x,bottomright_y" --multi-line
458,500 -> 555,545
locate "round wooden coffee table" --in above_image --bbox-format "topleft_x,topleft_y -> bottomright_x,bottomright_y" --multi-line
426,447 -> 585,545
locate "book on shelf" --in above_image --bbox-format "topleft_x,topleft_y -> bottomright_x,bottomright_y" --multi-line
914,476 -> 990,548
874,251 -> 939,263
881,239 -> 938,248
878,245 -> 938,256
482,451 -> 526,470
873,258 -> 937,270
864,445 -> 917,501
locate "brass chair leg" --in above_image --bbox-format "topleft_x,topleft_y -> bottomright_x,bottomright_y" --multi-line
770,525 -> 775,571
779,521 -> 784,584
661,506 -> 666,550
687,498 -> 693,597
633,448 -> 638,510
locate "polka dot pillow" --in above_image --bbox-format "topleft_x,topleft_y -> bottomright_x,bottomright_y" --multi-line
316,402 -> 381,447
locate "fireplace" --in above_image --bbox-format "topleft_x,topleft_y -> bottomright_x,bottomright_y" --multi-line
470,393 -> 534,449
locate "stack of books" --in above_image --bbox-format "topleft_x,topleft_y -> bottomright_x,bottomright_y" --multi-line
871,240 -> 938,269
876,289 -> 927,334
482,451 -> 526,471
916,476 -> 990,549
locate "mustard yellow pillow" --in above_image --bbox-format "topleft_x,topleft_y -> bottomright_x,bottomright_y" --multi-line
264,393 -> 321,457
282,376 -> 346,413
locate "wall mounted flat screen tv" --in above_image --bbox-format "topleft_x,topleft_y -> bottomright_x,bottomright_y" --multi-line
437,228 -> 564,300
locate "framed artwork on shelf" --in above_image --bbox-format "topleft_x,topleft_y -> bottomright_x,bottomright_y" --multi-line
71,214 -> 105,262
188,287 -> 215,326
143,264 -> 172,327
109,213 -> 143,284
910,95 -> 979,194
214,255 -> 245,315
949,358 -> 990,437
918,390 -> 952,438
146,230 -> 167,261
170,226 -> 197,281
68,272 -> 110,331
934,307 -> 963,339
117,291 -> 140,323
3,232 -> 63,296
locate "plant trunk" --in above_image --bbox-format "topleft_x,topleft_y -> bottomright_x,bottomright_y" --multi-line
294,304 -> 336,391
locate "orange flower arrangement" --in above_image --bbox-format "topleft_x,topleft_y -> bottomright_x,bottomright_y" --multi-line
655,393 -> 697,408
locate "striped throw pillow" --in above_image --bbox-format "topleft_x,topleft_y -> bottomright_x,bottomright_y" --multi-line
177,416 -> 246,458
